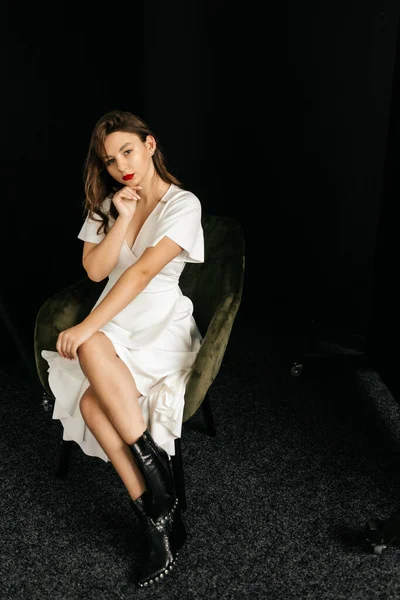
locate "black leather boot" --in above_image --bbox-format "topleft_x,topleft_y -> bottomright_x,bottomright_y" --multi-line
131,491 -> 186,587
128,431 -> 187,586
128,429 -> 176,520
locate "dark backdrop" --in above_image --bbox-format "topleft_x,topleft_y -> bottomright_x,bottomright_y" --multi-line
368,10 -> 400,401
2,2 -> 400,398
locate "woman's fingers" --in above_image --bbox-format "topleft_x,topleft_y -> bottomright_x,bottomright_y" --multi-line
56,332 -> 73,360
123,188 -> 141,201
112,184 -> 144,219
125,192 -> 140,201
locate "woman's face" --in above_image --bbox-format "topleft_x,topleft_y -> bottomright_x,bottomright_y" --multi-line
102,131 -> 155,186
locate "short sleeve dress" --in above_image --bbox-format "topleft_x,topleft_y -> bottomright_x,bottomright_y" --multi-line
41,184 -> 204,461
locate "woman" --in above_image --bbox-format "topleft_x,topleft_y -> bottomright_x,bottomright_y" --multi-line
41,109 -> 204,587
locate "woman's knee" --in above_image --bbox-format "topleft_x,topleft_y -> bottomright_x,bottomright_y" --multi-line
77,332 -> 102,360
77,332 -> 118,367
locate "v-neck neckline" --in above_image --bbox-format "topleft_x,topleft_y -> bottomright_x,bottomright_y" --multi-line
124,183 -> 172,253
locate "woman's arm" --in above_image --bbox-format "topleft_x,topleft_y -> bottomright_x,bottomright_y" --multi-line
83,214 -> 131,282
83,236 -> 183,332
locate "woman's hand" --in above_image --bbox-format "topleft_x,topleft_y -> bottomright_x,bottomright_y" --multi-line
56,323 -> 96,360
112,185 -> 142,220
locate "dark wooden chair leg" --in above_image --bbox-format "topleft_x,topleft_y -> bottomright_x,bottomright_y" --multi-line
171,437 -> 187,512
56,440 -> 74,479
201,392 -> 217,437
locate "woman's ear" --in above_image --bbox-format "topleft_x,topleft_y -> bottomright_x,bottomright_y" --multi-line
146,135 -> 156,154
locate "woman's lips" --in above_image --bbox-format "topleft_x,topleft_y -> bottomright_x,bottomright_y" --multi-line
123,173 -> 134,181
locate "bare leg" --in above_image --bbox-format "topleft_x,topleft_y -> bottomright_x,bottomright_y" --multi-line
76,332 -> 183,587
78,332 -> 145,444
77,332 -> 147,500
80,386 -> 146,501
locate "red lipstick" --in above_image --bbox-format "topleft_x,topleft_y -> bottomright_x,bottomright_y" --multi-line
123,173 -> 134,181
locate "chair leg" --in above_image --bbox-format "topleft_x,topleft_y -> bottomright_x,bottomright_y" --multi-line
171,437 -> 187,512
202,392 -> 217,437
55,440 -> 74,479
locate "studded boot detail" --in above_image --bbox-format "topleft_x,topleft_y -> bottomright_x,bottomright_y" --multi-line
128,431 -> 187,586
130,491 -> 186,586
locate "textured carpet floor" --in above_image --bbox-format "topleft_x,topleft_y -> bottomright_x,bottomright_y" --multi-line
2,321 -> 400,599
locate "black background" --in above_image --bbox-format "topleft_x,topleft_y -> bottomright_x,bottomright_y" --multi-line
2,1 -> 400,397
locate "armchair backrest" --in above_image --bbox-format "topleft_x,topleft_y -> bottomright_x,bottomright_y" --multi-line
180,214 -> 245,336
180,214 -> 245,421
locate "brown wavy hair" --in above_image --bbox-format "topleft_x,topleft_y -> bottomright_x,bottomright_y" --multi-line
82,109 -> 182,235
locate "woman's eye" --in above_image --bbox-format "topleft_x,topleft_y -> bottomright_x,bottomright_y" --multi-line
104,149 -> 130,166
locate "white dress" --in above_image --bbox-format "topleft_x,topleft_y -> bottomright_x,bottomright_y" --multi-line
41,184 -> 204,460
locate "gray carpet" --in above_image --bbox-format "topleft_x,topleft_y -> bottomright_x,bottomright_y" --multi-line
2,321 -> 400,599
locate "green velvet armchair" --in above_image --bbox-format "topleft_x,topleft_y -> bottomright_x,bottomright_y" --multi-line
34,213 -> 245,510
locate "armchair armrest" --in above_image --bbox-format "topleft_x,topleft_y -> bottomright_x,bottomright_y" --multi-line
33,278 -> 106,395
